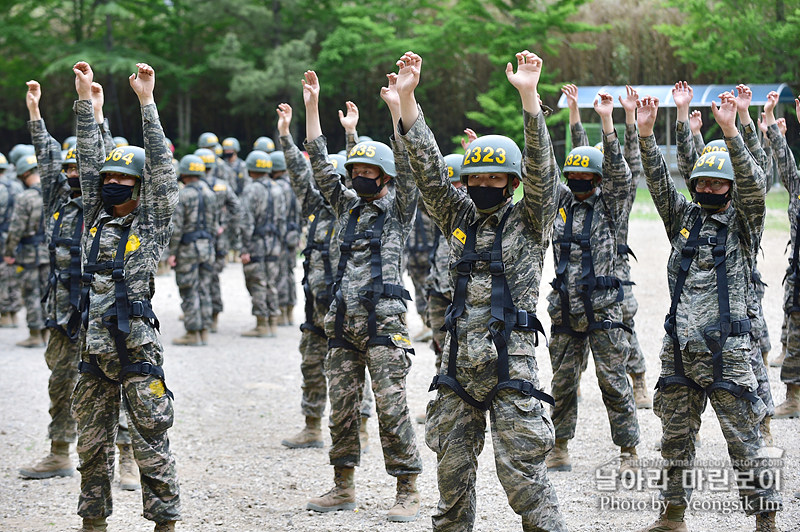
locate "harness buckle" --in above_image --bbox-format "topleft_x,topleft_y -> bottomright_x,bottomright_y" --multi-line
600,319 -> 613,330
516,310 -> 529,328
82,273 -> 94,285
130,300 -> 145,318
519,380 -> 534,396
489,261 -> 505,275
370,237 -> 381,250
681,246 -> 696,258
455,261 -> 472,275
138,361 -> 154,374
112,268 -> 125,282
340,243 -> 351,253
579,238 -> 591,250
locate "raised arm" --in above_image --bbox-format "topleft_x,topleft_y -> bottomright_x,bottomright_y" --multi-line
689,110 -> 705,156
563,84 -> 589,148
638,96 -> 687,237
764,95 -> 799,194
73,62 -> 104,224
339,101 -> 360,153
673,81 -> 698,181
26,80 -> 67,216
90,83 -> 116,156
595,91 -> 632,223
735,84 -> 769,173
381,72 -> 419,225
278,102 -> 326,217
620,85 -> 643,200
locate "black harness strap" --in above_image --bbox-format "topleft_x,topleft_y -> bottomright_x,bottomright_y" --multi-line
17,186 -> 45,267
77,220 -> 171,398
430,209 -> 553,411
300,211 -> 334,339
658,214 -> 757,403
43,207 -> 84,341
788,210 -> 800,313
407,209 -> 433,255
249,180 -> 278,263
550,202 -> 630,340
179,183 -> 214,245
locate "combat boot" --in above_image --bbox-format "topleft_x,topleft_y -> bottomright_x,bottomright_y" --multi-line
632,372 -> 652,409
199,329 -> 209,345
286,305 -> 295,326
154,521 -> 176,532
619,446 -> 639,477
546,438 -> 571,472
266,316 -> 278,337
19,440 -> 73,479
241,317 -> 269,337
386,474 -> 420,522
0,311 -> 16,327
762,349 -> 769,367
172,330 -> 203,346
755,511 -> 779,532
359,416 -> 369,454
210,312 -> 219,333
760,416 -> 774,447
281,416 -> 323,449
16,328 -> 45,348
306,466 -> 356,512
769,345 -> 786,367
277,306 -> 289,326
773,384 -> 800,419
117,443 -> 140,491
634,503 -> 688,532
80,517 -> 108,532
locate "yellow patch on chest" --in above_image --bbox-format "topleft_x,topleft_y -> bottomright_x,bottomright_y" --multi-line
452,228 -> 466,245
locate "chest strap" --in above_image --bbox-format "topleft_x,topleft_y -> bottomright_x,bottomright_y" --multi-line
430,209 -> 553,411
179,183 -> 214,245
658,214 -> 757,404
300,211 -> 334,339
43,207 -> 84,341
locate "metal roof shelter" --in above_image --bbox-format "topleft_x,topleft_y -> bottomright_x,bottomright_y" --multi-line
557,84 -> 795,176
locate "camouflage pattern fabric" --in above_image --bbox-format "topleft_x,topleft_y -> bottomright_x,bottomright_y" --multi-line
72,99 -> 180,523
272,174 -> 301,309
44,328 -> 79,442
405,206 -> 435,317
641,131 -> 781,515
226,157 -> 251,197
0,173 -> 24,314
239,176 -> 285,318
399,107 -> 566,531
201,171 -> 241,315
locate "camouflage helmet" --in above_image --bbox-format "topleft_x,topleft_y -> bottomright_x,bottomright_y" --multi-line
62,136 -> 77,151
213,144 -> 223,157
194,148 -> 217,170
0,152 -> 9,170
245,150 -> 273,173
593,141 -> 604,154
62,146 -> 77,167
562,146 -> 603,178
270,151 -> 286,172
688,150 -> 734,195
357,135 -> 373,143
253,136 -> 276,153
15,154 -> 39,176
444,154 -> 463,183
222,137 -> 241,153
113,136 -> 129,147
329,154 -> 348,179
700,139 -> 728,155
178,154 -> 206,177
100,146 -> 145,180
345,141 -> 395,177
198,132 -> 219,149
337,150 -> 347,157
460,135 -> 522,191
9,144 -> 35,166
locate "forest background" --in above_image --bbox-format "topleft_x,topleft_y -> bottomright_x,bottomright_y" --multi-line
1,0 -> 798,162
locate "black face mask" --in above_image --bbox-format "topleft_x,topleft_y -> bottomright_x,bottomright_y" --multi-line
221,152 -> 234,160
101,183 -> 134,215
695,192 -> 729,213
67,177 -> 81,191
352,175 -> 384,198
567,178 -> 594,194
467,185 -> 507,212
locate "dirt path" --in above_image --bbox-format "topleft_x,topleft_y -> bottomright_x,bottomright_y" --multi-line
1,218 -> 798,531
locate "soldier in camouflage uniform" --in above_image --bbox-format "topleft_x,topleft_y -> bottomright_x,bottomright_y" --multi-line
0,151 -> 24,327
72,61 -> 180,532
398,50 -> 567,532
239,150 -> 285,338
765,95 -> 800,420
635,92 -> 781,532
3,149 -> 48,348
302,70 -> 422,522
195,148 -> 241,332
221,136 -> 251,196
545,91 -> 641,473
562,83 -> 652,409
169,155 -> 218,346
673,83 -> 776,443
254,136 -> 276,153
269,150 -> 302,326
405,205 -> 435,335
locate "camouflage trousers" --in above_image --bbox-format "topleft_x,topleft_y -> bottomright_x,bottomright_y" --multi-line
243,258 -> 280,318
44,328 -> 79,442
653,341 -> 782,515
425,356 -> 567,532
298,300 -> 374,419
277,249 -> 298,308
749,334 -> 774,417
425,291 -> 451,373
175,260 -> 214,331
406,262 -> 429,318
323,311 -> 421,475
210,253 -> 226,315
0,261 -> 22,313
781,310 -> 800,385
548,306 -> 640,448
17,263 -> 47,329
620,283 -> 646,375
72,342 -> 180,523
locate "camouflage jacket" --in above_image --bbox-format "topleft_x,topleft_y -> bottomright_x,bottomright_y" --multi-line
306,134 -> 418,319
238,177 -> 286,261
281,133 -> 338,304
76,99 -> 178,357
168,179 -> 217,265
200,171 -> 241,252
31,118 -> 84,325
272,174 -> 302,250
227,158 -> 251,197
0,173 -> 25,251
405,205 -> 436,269
400,107 -> 556,368
767,124 -> 800,297
4,184 -> 46,266
547,129 -> 631,319
640,133 -> 763,352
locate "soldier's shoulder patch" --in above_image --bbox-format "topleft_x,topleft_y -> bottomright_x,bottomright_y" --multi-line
213,183 -> 227,192
125,234 -> 141,255
680,227 -> 690,239
53,211 -> 60,220
308,214 -> 315,222
559,207 -> 567,223
89,226 -> 97,237
148,380 -> 166,398
452,227 -> 466,245
391,333 -> 412,349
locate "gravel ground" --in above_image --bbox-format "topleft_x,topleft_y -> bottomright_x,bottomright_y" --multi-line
1,217 -> 798,532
